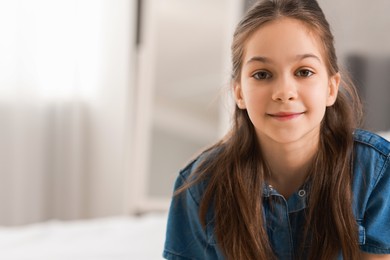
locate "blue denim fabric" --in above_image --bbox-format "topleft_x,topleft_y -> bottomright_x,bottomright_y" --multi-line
163,129 -> 390,259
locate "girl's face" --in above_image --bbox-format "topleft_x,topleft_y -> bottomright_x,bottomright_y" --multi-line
234,18 -> 339,147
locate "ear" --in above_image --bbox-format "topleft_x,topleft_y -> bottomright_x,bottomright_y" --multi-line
233,82 -> 246,109
326,72 -> 340,106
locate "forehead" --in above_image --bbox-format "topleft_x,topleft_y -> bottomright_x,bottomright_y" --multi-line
243,17 -> 324,64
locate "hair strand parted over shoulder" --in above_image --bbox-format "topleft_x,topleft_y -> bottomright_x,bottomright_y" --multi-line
177,0 -> 363,259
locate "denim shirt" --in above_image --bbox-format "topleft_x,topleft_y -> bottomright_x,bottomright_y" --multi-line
163,129 -> 390,259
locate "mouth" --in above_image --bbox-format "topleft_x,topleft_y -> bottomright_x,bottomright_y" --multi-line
267,112 -> 304,121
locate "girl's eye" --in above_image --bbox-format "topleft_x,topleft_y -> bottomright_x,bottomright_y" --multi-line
296,69 -> 314,77
252,71 -> 272,80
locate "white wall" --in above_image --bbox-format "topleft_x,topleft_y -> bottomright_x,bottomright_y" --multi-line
319,0 -> 390,131
132,0 -> 242,212
319,0 -> 390,59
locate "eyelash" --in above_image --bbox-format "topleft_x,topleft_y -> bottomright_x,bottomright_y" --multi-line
251,69 -> 315,80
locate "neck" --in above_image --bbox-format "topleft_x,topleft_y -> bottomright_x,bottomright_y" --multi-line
259,134 -> 319,198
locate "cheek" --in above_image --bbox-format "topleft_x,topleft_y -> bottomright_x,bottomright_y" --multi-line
306,81 -> 330,104
242,88 -> 268,108
308,89 -> 328,118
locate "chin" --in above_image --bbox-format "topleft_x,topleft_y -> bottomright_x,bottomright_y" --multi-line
261,130 -> 319,145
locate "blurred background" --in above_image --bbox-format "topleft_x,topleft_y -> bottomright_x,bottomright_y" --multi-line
0,0 -> 389,227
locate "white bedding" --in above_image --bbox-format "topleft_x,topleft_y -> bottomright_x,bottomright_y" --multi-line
0,213 -> 167,260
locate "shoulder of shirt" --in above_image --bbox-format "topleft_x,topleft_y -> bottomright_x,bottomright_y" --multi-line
353,128 -> 390,157
179,145 -> 223,180
177,145 -> 223,205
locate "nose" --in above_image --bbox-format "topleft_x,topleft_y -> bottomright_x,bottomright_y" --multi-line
271,76 -> 298,102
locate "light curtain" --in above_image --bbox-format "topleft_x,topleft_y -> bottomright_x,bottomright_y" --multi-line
0,0 -> 136,225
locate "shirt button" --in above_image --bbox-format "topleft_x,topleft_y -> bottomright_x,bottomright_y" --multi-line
298,189 -> 306,197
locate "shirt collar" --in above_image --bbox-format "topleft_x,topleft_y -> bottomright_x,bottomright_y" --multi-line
262,181 -> 311,213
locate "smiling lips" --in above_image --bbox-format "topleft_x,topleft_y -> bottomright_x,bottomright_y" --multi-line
267,112 -> 304,121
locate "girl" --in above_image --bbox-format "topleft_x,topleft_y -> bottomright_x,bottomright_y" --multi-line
163,0 -> 390,259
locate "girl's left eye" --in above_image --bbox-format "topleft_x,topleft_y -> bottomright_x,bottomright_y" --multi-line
296,69 -> 314,77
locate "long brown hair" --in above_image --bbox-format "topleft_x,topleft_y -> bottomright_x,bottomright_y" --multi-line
178,0 -> 363,259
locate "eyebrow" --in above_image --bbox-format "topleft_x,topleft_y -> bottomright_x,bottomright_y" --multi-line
245,53 -> 322,65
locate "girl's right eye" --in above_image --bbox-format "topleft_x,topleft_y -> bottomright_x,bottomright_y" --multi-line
252,71 -> 272,80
